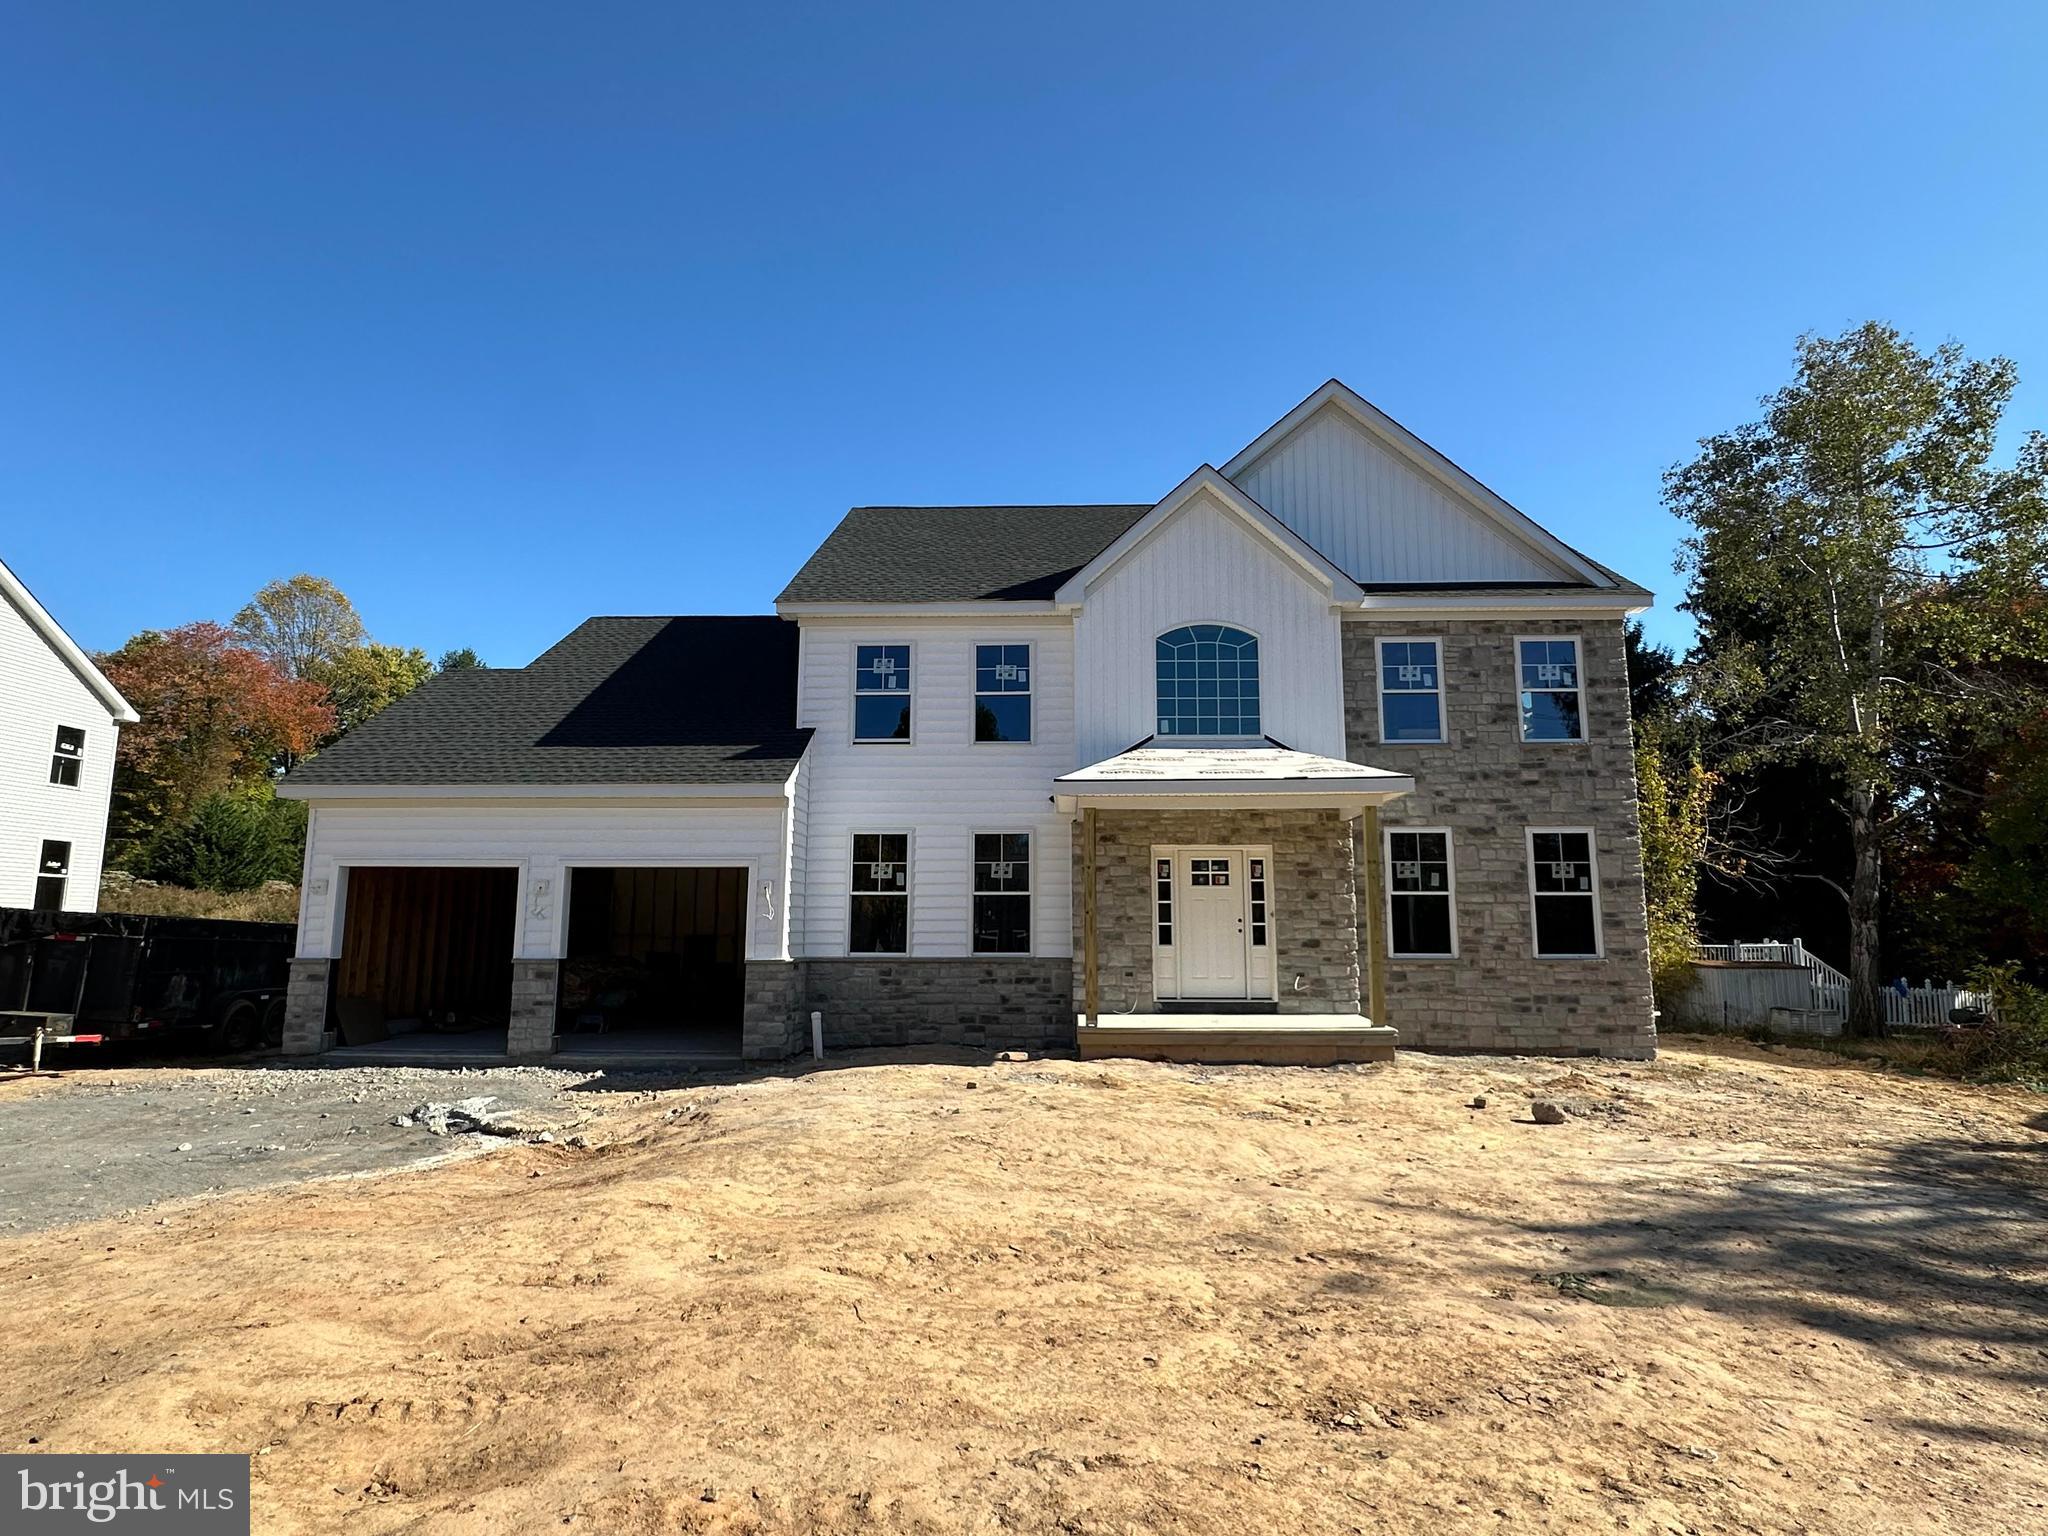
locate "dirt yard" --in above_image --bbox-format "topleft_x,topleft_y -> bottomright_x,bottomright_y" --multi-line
3,1039 -> 2044,1535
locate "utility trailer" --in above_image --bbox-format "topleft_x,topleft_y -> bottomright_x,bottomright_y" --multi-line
0,908 -> 296,1065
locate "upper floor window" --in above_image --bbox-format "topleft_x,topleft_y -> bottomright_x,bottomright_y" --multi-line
1518,637 -> 1585,742
974,644 -> 1032,743
1377,639 -> 1444,743
853,644 -> 912,742
1155,625 -> 1260,738
50,726 -> 85,787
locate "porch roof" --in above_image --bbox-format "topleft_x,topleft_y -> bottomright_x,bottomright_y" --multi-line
1053,743 -> 1414,813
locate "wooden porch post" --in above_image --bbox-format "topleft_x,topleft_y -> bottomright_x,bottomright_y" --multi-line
1361,804 -> 1388,1026
1082,806 -> 1100,1025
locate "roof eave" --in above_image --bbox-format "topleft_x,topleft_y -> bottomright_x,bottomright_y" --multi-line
278,781 -> 798,802
0,558 -> 140,724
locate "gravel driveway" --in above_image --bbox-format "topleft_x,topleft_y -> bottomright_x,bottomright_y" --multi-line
0,1062 -> 620,1235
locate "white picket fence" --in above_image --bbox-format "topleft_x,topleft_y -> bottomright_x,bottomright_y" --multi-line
1696,939 -> 1991,1029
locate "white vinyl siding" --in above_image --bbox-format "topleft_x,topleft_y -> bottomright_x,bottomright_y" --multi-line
794,618 -> 1075,958
1231,402 -> 1575,584
1070,488 -> 1345,764
0,587 -> 122,911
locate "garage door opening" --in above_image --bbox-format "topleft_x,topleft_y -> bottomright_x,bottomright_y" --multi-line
557,867 -> 746,1060
331,867 -> 519,1058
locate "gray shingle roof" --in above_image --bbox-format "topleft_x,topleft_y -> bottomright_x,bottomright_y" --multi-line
283,616 -> 808,789
777,505 -> 1151,603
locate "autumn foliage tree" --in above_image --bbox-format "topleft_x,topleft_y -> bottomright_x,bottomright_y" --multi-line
96,622 -> 334,855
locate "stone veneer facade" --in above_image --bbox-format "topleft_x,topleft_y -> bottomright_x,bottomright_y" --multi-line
1342,616 -> 1655,1058
1071,808 -> 1361,1016
799,958 -> 1073,1052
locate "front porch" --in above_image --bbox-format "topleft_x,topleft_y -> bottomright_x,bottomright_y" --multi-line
1055,744 -> 1414,1061
1076,1014 -> 1398,1065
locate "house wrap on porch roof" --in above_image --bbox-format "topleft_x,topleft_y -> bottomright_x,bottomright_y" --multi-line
1054,741 -> 1414,1041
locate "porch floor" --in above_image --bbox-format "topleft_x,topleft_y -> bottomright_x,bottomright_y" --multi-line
1075,1015 -> 1397,1066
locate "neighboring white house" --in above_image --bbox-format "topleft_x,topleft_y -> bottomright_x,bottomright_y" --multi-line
0,557 -> 139,912
279,380 -> 1657,1065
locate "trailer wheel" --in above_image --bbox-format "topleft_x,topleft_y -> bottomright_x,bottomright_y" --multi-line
262,997 -> 287,1048
217,1000 -> 261,1054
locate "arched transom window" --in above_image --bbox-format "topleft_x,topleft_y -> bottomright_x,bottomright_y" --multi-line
1156,625 -> 1260,738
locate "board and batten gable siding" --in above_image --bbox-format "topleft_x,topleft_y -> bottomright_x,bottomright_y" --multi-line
1232,403 -> 1572,585
296,799 -> 796,964
1070,487 -> 1346,765
793,616 -> 1075,958
0,586 -> 122,911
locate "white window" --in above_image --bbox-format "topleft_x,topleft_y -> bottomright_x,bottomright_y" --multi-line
1377,638 -> 1444,743
1517,637 -> 1585,742
35,839 -> 71,911
972,833 -> 1031,953
974,644 -> 1032,743
1385,828 -> 1456,957
1154,856 -> 1174,946
853,645 -> 912,742
849,833 -> 909,952
1155,625 -> 1260,738
1526,828 -> 1602,958
50,725 -> 84,787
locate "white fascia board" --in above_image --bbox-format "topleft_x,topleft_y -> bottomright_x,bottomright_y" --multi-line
1349,591 -> 1651,617
277,782 -> 790,804
0,557 -> 140,723
775,600 -> 1063,619
1222,381 -> 1614,589
1055,782 -> 1414,814
1052,465 -> 1364,606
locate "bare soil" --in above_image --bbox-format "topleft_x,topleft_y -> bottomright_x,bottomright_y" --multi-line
3,1037 -> 2045,1535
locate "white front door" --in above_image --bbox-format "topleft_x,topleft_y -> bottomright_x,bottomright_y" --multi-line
1177,852 -> 1248,999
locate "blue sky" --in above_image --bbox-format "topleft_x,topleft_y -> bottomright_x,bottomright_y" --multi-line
3,2 -> 2042,662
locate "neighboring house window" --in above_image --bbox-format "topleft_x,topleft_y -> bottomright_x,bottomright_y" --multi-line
853,645 -> 912,741
1527,829 -> 1601,958
974,644 -> 1032,743
50,726 -> 85,787
972,833 -> 1031,953
1155,625 -> 1260,738
1386,828 -> 1456,957
35,840 -> 71,912
1517,638 -> 1585,742
849,833 -> 909,953
1155,858 -> 1173,946
1377,639 -> 1444,743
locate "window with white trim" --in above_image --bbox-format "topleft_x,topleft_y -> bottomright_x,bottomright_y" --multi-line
1248,856 -> 1268,947
1155,625 -> 1260,738
1517,638 -> 1584,742
1528,829 -> 1600,957
1377,639 -> 1443,743
1155,858 -> 1173,946
849,833 -> 909,952
974,644 -> 1031,743
972,833 -> 1031,953
35,840 -> 71,912
853,645 -> 912,742
50,726 -> 84,787
1385,829 -> 1455,957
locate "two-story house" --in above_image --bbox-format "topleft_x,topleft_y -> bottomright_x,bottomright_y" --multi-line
278,381 -> 1655,1063
1,557 -> 139,913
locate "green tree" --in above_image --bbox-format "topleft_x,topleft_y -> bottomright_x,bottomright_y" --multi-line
1667,322 -> 2048,1035
1635,726 -> 1714,1008
141,788 -> 307,892
233,574 -> 366,681
313,642 -> 435,739
436,646 -> 485,671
